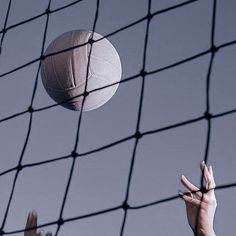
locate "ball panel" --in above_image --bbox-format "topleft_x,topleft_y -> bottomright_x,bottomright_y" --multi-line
41,30 -> 122,111
44,74 -> 119,111
71,30 -> 91,87
83,74 -> 119,111
51,31 -> 75,89
89,54 -> 121,83
89,34 -> 121,74
42,31 -> 74,90
42,31 -> 91,90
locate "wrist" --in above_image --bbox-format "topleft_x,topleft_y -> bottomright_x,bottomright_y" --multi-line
198,230 -> 216,236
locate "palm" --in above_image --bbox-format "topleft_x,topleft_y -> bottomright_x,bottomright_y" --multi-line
180,162 -> 217,236
185,200 -> 198,230
25,211 -> 52,236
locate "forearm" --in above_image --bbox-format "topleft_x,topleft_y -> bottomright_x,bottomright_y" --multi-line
197,229 -> 216,236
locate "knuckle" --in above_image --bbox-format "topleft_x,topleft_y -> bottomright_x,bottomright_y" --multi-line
203,195 -> 217,205
212,199 -> 217,206
208,198 -> 217,206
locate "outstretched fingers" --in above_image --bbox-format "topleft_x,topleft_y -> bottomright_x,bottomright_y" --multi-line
208,165 -> 216,189
200,161 -> 211,189
179,191 -> 201,207
25,211 -> 52,236
200,161 -> 215,190
181,175 -> 202,199
25,210 -> 37,236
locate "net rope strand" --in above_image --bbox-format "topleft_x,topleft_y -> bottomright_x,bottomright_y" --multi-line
0,0 -> 209,78
54,1 -> 100,235
1,38 -> 236,123
2,183 -> 236,235
0,0 -> 235,235
0,0 -> 12,55
0,0 -> 84,35
120,0 -> 152,235
195,0 -> 217,235
0,0 -> 52,235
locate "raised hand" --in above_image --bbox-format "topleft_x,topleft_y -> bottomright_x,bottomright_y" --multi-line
24,210 -> 52,236
180,161 -> 217,236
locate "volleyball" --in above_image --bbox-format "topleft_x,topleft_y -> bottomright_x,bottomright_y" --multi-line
40,30 -> 122,111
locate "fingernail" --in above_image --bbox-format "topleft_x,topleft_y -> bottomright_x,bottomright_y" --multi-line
181,175 -> 186,180
32,210 -> 37,217
178,191 -> 183,196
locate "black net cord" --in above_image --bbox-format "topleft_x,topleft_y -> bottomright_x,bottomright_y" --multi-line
54,1 -> 100,236
0,0 -> 235,235
0,0 -> 12,55
119,0 -> 152,235
0,0 -> 52,234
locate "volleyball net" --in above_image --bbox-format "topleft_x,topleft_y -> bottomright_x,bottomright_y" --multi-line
0,0 -> 236,235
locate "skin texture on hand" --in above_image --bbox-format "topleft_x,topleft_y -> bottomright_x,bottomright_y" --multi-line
24,210 -> 52,236
180,162 -> 217,236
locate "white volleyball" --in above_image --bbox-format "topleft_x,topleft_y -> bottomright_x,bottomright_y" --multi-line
40,30 -> 122,111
